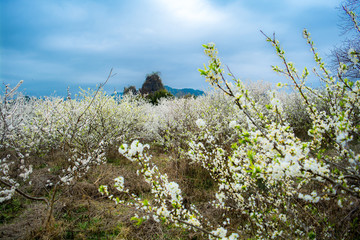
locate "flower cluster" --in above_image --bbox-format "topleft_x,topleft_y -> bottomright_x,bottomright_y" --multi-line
0,81 -> 35,203
100,140 -> 217,235
190,35 -> 360,238
348,48 -> 359,65
99,35 -> 359,238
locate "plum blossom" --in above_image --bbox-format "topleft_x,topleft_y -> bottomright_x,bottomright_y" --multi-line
196,118 -> 206,128
118,144 -> 128,154
165,181 -> 182,204
114,176 -> 125,192
229,120 -> 238,128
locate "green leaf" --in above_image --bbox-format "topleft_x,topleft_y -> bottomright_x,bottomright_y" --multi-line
308,231 -> 316,240
131,216 -> 145,226
231,143 -> 238,150
243,132 -> 250,138
247,150 -> 255,163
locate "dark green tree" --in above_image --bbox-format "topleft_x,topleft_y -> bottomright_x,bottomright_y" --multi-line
140,72 -> 165,94
146,89 -> 173,105
123,85 -> 137,95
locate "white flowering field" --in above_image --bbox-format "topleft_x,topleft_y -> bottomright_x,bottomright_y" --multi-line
1,24 -> 360,240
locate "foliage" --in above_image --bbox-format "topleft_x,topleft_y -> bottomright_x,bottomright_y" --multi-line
193,35 -> 360,238
140,72 -> 165,95
146,89 -> 174,105
123,85 -> 137,95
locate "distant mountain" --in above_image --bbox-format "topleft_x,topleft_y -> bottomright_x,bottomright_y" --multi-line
165,86 -> 204,98
116,85 -> 205,98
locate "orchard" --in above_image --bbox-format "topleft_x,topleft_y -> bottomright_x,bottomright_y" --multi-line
1,7 -> 360,240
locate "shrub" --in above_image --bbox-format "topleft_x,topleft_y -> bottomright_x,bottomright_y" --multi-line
146,89 -> 174,105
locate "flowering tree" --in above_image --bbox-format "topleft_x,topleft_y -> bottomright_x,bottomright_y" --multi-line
102,25 -> 360,240
0,81 -> 111,228
147,92 -> 242,157
0,71 -> 154,229
192,29 -> 359,238
0,80 -> 35,203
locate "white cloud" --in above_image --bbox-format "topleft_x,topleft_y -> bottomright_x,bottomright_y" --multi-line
154,0 -> 226,26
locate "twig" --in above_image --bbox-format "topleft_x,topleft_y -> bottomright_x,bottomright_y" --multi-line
69,68 -> 115,145
176,219 -> 220,238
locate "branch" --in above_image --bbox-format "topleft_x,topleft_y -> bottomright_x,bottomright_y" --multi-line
77,68 -> 115,121
303,169 -> 360,199
176,219 -> 220,239
5,80 -> 23,98
344,5 -> 360,34
0,179 -> 49,205
69,68 -> 115,145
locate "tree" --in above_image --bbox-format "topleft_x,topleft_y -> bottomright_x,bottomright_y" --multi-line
123,85 -> 137,95
102,34 -> 360,239
140,72 -> 165,94
330,0 -> 360,79
146,89 -> 173,105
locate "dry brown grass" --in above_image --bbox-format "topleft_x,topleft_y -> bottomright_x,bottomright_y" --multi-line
1,146 -> 206,239
0,202 -> 46,240
2,143 -> 359,239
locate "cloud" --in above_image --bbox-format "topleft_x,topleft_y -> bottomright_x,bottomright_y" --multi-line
154,0 -> 226,26
0,0 -> 343,96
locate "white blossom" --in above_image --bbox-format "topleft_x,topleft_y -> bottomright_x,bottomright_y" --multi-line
195,118 -> 206,128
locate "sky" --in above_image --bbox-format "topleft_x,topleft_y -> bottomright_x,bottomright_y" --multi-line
0,0 -> 347,96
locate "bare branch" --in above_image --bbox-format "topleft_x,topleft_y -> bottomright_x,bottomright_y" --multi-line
0,179 -> 49,205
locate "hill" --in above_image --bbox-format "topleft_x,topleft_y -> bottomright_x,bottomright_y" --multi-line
164,86 -> 204,97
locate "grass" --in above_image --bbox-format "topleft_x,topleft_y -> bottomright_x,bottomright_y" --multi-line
1,138 -> 359,239
0,197 -> 25,224
0,145 -> 213,240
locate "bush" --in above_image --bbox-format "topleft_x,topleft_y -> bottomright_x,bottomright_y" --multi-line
146,89 -> 174,105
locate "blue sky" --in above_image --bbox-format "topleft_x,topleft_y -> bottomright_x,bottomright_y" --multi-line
1,0 -> 344,96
